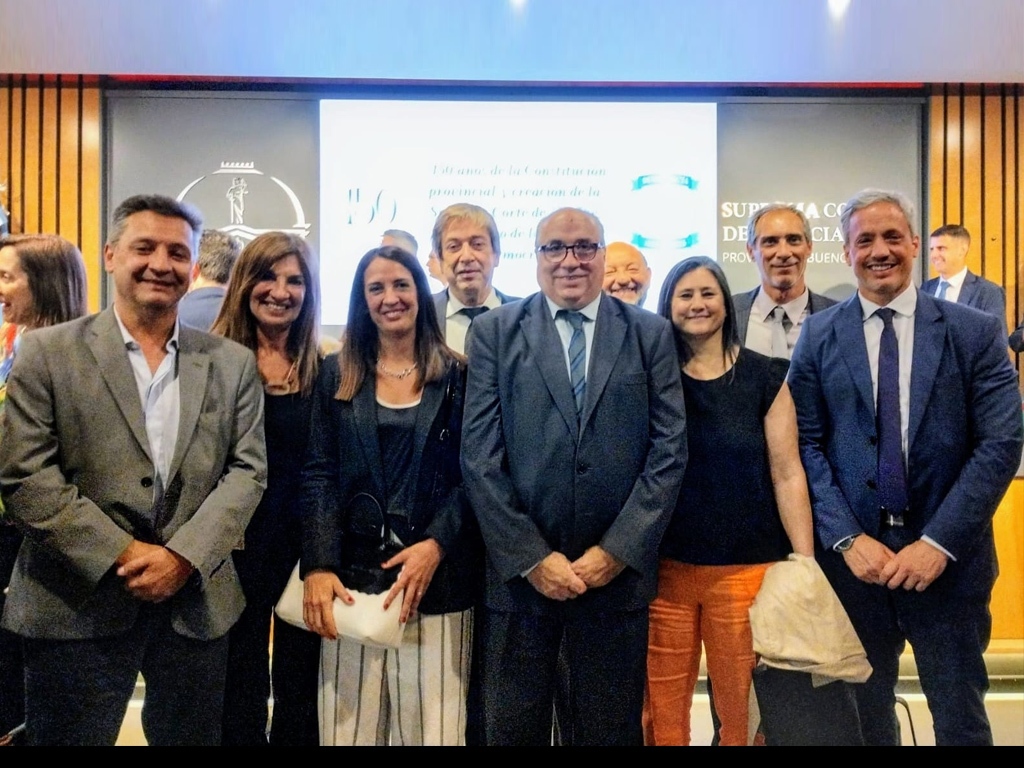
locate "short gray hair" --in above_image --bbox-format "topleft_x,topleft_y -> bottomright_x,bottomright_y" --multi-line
108,194 -> 203,250
382,229 -> 418,256
197,229 -> 242,284
840,188 -> 917,244
747,203 -> 812,248
534,207 -> 605,248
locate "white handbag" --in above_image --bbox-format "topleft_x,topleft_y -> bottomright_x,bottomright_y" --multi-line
275,562 -> 407,650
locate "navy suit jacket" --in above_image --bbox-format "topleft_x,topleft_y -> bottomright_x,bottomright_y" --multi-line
732,286 -> 837,347
461,293 -> 687,614
788,291 -> 1022,597
921,271 -> 1008,340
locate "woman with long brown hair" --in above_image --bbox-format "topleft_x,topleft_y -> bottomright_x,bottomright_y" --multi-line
0,233 -> 87,744
211,231 -> 321,745
301,244 -> 480,745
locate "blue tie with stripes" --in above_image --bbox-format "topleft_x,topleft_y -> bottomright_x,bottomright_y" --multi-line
561,310 -> 587,418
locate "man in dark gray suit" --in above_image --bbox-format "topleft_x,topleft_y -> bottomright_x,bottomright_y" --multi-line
177,229 -> 241,331
430,203 -> 517,355
461,207 -> 687,745
733,204 -> 836,359
924,224 -> 1008,340
0,195 -> 267,745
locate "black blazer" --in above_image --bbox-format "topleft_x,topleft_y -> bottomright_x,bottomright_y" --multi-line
300,355 -> 480,615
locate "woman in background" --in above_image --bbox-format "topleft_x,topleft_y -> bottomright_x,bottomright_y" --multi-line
643,256 -> 814,746
212,232 -> 321,746
301,244 -> 479,746
0,234 -> 88,743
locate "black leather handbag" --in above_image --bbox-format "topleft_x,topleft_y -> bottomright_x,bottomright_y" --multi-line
338,492 -> 403,595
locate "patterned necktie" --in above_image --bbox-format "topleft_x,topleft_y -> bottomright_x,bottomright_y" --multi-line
875,308 -> 908,517
936,280 -> 950,300
770,306 -> 792,359
559,310 -> 587,418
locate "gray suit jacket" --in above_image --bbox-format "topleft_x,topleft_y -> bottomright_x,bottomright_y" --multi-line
432,287 -> 519,341
921,271 -> 1008,340
732,285 -> 837,347
461,293 -> 687,614
0,308 -> 267,640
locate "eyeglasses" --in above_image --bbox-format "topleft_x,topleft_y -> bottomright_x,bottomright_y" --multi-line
536,241 -> 604,263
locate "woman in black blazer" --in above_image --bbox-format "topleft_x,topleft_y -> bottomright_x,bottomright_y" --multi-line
301,244 -> 480,746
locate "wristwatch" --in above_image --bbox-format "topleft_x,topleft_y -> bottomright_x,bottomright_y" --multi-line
834,534 -> 861,553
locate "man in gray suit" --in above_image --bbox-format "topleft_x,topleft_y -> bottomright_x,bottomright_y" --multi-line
431,203 -> 517,355
924,224 -> 1008,340
461,207 -> 687,745
0,195 -> 267,745
734,204 -> 836,359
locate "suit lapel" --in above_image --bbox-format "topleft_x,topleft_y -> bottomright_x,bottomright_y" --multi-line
86,309 -> 152,462
168,328 -> 209,483
352,379 -> 386,496
834,296 -> 876,418
409,370 -> 445,485
521,296 -> 578,439
580,296 -> 625,431
908,294 -> 945,449
433,292 -> 448,341
958,271 -> 978,306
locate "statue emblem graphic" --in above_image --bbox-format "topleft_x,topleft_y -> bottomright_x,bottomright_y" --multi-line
177,162 -> 311,242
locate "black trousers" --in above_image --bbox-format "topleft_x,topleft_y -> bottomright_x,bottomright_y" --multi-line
0,525 -> 24,741
222,522 -> 319,746
22,602 -> 228,746
479,606 -> 648,746
820,534 -> 993,747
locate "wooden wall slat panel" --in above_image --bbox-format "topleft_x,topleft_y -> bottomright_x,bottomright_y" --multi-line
982,90 -> 1005,289
928,88 -> 946,252
962,90 -> 983,274
945,86 -> 964,228
0,76 -> 101,311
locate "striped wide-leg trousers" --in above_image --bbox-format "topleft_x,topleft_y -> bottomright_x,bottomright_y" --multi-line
318,609 -> 472,746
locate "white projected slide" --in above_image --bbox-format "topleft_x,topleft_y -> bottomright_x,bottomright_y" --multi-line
319,99 -> 717,324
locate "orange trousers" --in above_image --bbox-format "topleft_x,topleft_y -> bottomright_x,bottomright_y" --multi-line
643,559 -> 771,746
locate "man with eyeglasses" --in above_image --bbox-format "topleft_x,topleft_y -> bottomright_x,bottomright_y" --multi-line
430,203 -> 518,356
461,207 -> 687,745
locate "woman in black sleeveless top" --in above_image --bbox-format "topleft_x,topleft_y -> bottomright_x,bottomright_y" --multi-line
643,256 -> 814,746
213,232 -> 321,745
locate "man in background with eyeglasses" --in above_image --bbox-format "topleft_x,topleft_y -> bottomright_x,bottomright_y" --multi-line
461,207 -> 687,745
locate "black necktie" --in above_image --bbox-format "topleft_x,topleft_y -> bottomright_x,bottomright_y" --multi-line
875,308 -> 908,517
460,306 -> 488,323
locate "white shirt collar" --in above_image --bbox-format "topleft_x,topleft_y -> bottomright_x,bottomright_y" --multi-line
751,285 -> 809,324
113,306 -> 180,352
857,282 -> 918,322
545,292 -> 602,322
941,266 -> 969,289
446,287 -> 501,317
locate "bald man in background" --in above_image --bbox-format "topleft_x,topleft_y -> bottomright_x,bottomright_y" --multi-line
603,242 -> 652,307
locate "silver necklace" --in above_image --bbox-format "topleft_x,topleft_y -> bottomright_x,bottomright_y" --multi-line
377,358 -> 417,380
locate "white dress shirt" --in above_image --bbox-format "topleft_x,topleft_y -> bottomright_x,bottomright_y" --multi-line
546,292 -> 602,382
114,309 -> 181,496
445,288 -> 502,355
933,265 -> 968,303
746,287 -> 810,360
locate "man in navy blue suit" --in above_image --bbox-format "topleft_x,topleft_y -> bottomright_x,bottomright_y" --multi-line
789,189 -> 1022,746
923,224 -> 1008,340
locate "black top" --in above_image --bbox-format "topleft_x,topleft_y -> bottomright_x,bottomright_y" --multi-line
262,391 -> 312,522
661,348 -> 791,565
377,400 -> 419,544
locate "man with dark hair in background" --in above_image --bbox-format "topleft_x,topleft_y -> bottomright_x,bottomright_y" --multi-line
178,229 -> 241,331
734,203 -> 836,360
924,224 -> 1008,339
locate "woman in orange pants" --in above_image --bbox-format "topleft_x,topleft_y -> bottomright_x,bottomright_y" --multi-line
643,257 -> 814,746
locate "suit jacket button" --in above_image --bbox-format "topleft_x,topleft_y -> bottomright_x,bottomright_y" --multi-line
576,463 -> 587,475
141,477 -> 153,488
865,479 -> 876,490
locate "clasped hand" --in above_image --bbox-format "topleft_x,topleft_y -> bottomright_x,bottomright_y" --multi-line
116,540 -> 194,603
843,535 -> 948,591
527,546 -> 625,601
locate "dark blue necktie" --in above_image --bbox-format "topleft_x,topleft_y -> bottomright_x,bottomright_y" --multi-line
559,310 -> 587,418
875,308 -> 908,517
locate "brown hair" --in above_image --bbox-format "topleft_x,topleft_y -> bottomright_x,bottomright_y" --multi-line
0,233 -> 88,328
336,245 -> 457,401
210,232 -> 320,396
